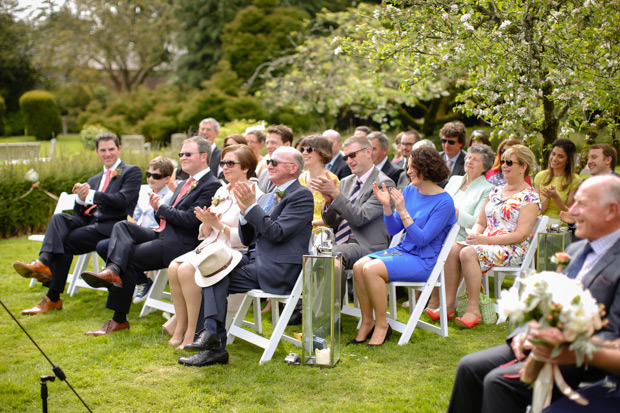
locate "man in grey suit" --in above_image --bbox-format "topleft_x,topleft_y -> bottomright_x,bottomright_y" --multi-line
368,131 -> 405,186
447,175 -> 620,413
311,135 -> 395,269
199,117 -> 222,176
178,146 -> 314,367
257,124 -> 294,193
438,121 -> 467,179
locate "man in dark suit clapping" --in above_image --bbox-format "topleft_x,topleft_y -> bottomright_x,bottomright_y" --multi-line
178,146 -> 314,367
79,136 -> 221,336
14,133 -> 142,315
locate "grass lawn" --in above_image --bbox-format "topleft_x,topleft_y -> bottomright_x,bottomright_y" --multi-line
0,237 -> 509,412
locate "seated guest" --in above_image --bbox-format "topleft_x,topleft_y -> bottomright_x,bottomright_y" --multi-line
79,136 -> 221,336
178,146 -> 314,367
586,143 -> 620,177
368,131 -> 405,185
393,130 -> 421,169
486,138 -> 532,186
167,144 -> 260,348
349,147 -> 456,346
13,133 -> 142,315
245,129 -> 266,175
219,134 -> 248,182
467,129 -> 492,150
322,129 -> 352,180
297,135 -> 340,229
424,144 -> 495,320
447,175 -> 620,413
257,124 -> 294,192
534,138 -> 581,226
392,132 -> 404,164
439,121 -> 467,178
353,125 -> 371,138
95,156 -> 175,303
444,144 -> 540,329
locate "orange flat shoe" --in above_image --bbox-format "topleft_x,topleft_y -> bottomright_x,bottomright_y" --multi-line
424,308 -> 455,321
455,315 -> 482,329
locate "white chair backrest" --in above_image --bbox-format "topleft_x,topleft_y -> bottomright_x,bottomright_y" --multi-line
520,215 -> 549,271
389,229 -> 405,248
54,192 -> 78,214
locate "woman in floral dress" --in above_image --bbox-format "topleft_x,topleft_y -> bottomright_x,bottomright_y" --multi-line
444,144 -> 541,329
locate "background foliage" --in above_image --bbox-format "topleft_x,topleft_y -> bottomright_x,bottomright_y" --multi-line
19,90 -> 62,140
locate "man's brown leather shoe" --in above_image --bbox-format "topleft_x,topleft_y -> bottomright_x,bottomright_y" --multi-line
13,260 -> 52,283
84,319 -> 130,336
21,297 -> 62,315
81,269 -> 123,292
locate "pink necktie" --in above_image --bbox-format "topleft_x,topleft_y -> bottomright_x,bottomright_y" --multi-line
84,170 -> 112,216
154,177 -> 195,232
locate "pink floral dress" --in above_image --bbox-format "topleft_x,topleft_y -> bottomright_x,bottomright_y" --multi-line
474,186 -> 541,273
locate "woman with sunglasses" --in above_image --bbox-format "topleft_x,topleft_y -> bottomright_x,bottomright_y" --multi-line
534,138 -> 581,226
350,147 -> 456,346
444,145 -> 540,329
297,135 -> 340,228
166,144 -> 261,349
486,138 -> 532,186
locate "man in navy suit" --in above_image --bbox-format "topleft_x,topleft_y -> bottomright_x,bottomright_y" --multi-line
368,131 -> 404,185
178,146 -> 314,367
14,133 -> 142,315
199,117 -> 222,176
80,136 -> 221,336
323,129 -> 352,180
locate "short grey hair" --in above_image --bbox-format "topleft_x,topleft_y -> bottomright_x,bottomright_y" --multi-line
367,131 -> 389,150
183,136 -> 212,165
584,175 -> 620,208
343,135 -> 372,150
467,144 -> 495,172
200,117 -> 220,132
273,146 -> 304,178
322,129 -> 341,142
412,139 -> 436,151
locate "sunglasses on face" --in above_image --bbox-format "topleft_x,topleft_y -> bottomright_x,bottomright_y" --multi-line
500,159 -> 518,166
219,160 -> 241,168
441,138 -> 457,145
178,152 -> 203,158
300,147 -> 315,154
266,159 -> 295,167
395,140 -> 401,145
342,148 -> 367,161
146,172 -> 165,180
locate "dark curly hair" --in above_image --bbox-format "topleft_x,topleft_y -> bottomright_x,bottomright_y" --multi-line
408,146 -> 450,183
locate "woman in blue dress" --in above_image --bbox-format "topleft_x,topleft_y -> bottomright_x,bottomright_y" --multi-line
349,146 -> 456,347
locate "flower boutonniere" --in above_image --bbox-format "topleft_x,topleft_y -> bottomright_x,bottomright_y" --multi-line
110,167 -> 122,179
550,251 -> 571,267
212,195 -> 228,206
186,180 -> 198,195
275,189 -> 286,203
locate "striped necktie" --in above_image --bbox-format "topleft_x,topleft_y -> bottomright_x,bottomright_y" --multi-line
335,179 -> 362,245
262,190 -> 277,213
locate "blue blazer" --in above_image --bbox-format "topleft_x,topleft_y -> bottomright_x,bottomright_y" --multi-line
74,161 -> 142,235
241,180 -> 314,295
444,175 -> 494,242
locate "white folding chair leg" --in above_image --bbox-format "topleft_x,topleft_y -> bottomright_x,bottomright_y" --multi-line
139,269 -> 174,317
67,253 -> 102,296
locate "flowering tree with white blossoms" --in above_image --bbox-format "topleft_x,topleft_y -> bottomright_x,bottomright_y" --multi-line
340,0 -> 620,164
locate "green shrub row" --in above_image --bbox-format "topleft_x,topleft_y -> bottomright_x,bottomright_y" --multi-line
19,90 -> 62,140
0,150 -> 155,238
0,96 -> 5,136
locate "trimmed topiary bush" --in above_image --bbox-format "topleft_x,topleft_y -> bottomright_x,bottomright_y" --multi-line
19,90 -> 62,140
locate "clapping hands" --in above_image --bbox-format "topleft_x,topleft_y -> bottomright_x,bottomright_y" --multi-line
72,182 -> 90,202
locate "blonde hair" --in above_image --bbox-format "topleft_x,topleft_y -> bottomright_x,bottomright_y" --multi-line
502,144 -> 537,177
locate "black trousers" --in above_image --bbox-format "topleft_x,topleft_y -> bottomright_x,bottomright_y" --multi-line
41,213 -> 109,294
447,344 -> 607,413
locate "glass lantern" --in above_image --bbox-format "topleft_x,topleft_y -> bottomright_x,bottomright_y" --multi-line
537,228 -> 571,271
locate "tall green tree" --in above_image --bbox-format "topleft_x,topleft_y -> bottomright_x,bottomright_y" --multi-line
35,0 -> 177,93
341,0 -> 620,163
0,0 -> 37,111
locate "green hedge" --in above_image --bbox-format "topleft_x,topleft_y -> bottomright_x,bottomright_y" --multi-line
0,150 -> 153,238
19,90 -> 62,140
0,96 -> 5,136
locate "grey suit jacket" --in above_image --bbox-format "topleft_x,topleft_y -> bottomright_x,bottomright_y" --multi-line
564,238 -> 620,341
322,167 -> 395,256
440,150 -> 467,177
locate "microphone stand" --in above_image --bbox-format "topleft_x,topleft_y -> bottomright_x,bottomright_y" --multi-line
0,298 -> 92,412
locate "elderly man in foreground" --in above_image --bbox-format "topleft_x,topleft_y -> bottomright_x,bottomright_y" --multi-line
178,146 -> 314,367
447,175 -> 620,413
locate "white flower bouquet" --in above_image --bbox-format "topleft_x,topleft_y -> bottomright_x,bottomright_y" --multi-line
498,271 -> 606,412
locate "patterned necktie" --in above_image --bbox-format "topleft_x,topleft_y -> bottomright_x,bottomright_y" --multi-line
335,180 -> 362,245
447,159 -> 454,173
154,177 -> 195,233
565,243 -> 594,279
84,170 -> 112,216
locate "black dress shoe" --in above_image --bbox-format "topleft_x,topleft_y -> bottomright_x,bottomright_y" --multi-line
178,350 -> 229,367
183,329 -> 221,352
367,325 -> 392,347
288,309 -> 302,326
346,326 -> 375,345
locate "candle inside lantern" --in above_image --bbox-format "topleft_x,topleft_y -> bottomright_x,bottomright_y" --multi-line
315,347 -> 331,365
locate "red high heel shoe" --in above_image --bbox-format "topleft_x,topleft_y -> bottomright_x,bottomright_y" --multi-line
424,308 -> 455,321
455,314 -> 482,329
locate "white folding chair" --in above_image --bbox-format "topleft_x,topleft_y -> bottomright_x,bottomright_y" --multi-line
227,270 -> 303,365
483,215 -> 548,310
139,269 -> 175,316
27,192 -> 101,289
386,224 -> 460,344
